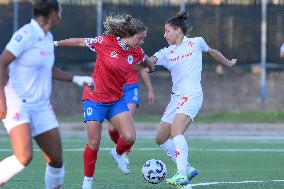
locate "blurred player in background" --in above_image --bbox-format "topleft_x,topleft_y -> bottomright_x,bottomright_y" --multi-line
145,11 -> 237,188
108,67 -> 155,164
0,0 -> 92,188
280,42 -> 284,58
53,14 -> 154,189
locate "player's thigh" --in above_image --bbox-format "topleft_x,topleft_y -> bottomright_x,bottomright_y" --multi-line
34,127 -> 63,167
9,123 -> 33,165
127,103 -> 138,114
86,121 -> 103,151
156,122 -> 171,145
171,113 -> 192,137
109,111 -> 136,143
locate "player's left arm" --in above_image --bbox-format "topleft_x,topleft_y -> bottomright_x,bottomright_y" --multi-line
52,67 -> 93,87
54,38 -> 86,47
139,68 -> 155,105
207,48 -> 237,67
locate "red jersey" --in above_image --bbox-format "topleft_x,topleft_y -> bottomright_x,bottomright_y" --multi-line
125,69 -> 139,85
83,35 -> 145,103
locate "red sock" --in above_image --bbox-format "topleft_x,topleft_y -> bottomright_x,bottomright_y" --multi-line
108,129 -> 119,144
116,137 -> 133,155
83,144 -> 98,177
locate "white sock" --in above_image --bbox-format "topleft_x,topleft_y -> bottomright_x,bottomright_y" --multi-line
173,135 -> 189,176
82,176 -> 93,189
0,155 -> 25,184
160,139 -> 176,163
45,164 -> 65,189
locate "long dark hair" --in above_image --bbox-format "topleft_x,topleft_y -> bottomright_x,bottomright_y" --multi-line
33,0 -> 60,18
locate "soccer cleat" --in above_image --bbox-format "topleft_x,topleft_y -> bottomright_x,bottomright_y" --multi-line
121,152 -> 130,165
188,166 -> 198,182
110,148 -> 130,175
82,176 -> 93,189
166,172 -> 189,186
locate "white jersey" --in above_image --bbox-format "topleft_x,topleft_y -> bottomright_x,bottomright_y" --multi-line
154,37 -> 209,95
5,19 -> 55,105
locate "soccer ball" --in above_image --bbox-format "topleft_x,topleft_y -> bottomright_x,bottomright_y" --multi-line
142,159 -> 167,184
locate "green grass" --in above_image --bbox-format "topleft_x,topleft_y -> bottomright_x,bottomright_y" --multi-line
1,136 -> 284,188
58,110 -> 284,124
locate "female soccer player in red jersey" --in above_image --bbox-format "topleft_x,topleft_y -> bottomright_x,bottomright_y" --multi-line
108,67 -> 155,164
54,14 -> 154,189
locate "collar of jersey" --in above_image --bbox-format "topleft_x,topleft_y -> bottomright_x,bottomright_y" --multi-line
117,37 -> 129,51
172,36 -> 189,49
31,19 -> 47,38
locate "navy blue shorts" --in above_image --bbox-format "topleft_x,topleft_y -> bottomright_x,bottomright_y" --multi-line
83,98 -> 129,123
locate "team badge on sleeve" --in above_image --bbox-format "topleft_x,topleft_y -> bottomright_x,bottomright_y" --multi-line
127,55 -> 134,64
15,34 -> 23,42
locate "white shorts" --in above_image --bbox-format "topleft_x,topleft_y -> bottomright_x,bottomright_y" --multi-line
2,88 -> 59,137
161,93 -> 203,124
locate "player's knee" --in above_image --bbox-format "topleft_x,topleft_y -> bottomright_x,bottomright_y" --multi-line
87,140 -> 100,151
122,134 -> 136,145
155,136 -> 165,145
16,152 -> 33,166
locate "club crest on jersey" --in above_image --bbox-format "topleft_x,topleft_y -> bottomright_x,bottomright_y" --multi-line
127,55 -> 134,64
15,34 -> 23,42
110,51 -> 118,58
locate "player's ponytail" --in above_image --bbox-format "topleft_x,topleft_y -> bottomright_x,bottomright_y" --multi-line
166,11 -> 189,34
33,0 -> 60,18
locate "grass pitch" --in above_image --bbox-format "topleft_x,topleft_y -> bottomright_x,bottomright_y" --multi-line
0,135 -> 284,189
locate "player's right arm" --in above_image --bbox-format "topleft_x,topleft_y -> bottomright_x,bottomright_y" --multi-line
0,50 -> 16,119
55,38 -> 86,47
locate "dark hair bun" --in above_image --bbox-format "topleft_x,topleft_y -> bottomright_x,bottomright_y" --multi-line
176,11 -> 188,20
124,15 -> 132,22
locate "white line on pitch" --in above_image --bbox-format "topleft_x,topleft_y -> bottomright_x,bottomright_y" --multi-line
191,179 -> 284,187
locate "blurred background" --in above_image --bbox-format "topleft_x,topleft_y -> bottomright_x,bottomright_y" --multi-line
1,0 -> 284,119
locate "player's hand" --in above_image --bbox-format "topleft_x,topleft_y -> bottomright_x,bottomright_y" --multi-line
0,100 -> 7,119
148,90 -> 155,105
72,76 -> 93,87
229,59 -> 237,67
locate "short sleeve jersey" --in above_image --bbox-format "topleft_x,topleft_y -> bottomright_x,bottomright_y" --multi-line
154,37 -> 209,95
83,35 -> 145,103
5,19 -> 55,104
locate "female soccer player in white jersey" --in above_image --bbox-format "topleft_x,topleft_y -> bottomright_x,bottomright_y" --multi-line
0,0 -> 92,188
54,14 -> 154,189
145,11 -> 237,188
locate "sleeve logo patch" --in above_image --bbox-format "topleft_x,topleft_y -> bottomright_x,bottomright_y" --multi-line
15,34 -> 23,42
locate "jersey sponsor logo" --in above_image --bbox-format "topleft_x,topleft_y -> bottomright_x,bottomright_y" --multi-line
110,51 -> 118,58
15,34 -> 23,42
86,107 -> 92,116
168,51 -> 194,62
40,50 -> 53,56
127,55 -> 134,64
